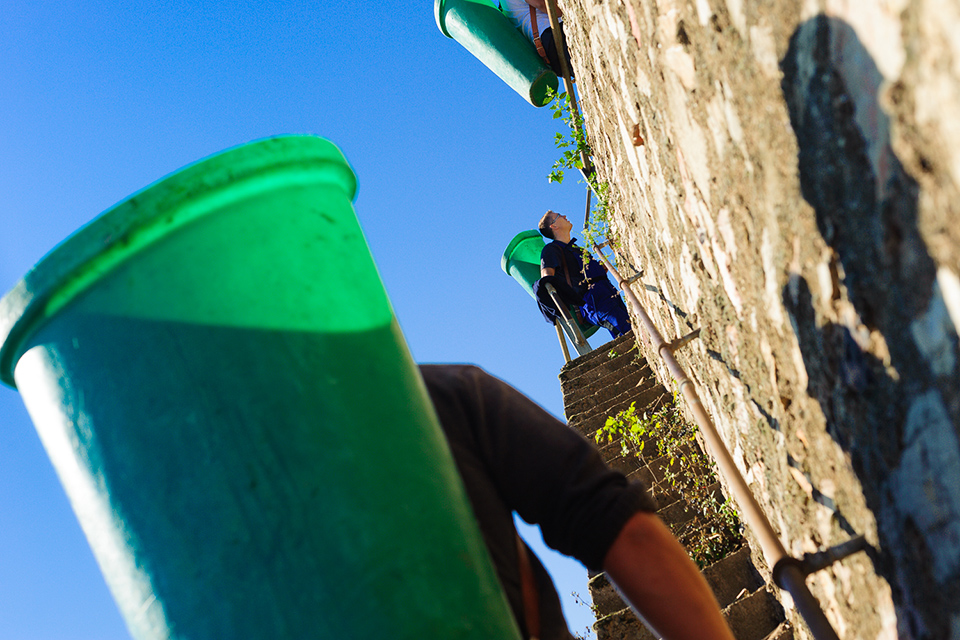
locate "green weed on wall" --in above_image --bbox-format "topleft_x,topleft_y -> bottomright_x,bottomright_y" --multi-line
596,394 -> 744,568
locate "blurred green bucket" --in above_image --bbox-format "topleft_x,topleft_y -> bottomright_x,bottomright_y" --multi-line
0,136 -> 521,640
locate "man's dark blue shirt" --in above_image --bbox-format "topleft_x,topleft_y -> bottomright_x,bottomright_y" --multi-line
538,237 -> 632,338
540,238 -> 607,288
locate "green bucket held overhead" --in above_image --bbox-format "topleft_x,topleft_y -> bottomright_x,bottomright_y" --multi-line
0,136 -> 521,640
435,0 -> 558,106
501,229 -> 599,338
502,229 -> 547,298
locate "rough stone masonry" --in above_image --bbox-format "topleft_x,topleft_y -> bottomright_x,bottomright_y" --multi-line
557,1 -> 960,638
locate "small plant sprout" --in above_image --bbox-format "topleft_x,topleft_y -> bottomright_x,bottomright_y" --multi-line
545,88 -> 619,255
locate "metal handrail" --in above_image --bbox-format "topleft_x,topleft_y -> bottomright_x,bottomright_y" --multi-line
554,319 -> 573,363
544,282 -> 591,357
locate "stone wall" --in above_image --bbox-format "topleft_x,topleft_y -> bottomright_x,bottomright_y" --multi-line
559,1 -> 960,638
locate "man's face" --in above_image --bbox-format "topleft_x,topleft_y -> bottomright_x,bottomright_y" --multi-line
548,210 -> 571,234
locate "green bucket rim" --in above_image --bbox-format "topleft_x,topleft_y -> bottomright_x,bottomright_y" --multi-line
0,135 -> 357,388
500,229 -> 544,275
435,0 -> 505,40
435,0 -> 452,38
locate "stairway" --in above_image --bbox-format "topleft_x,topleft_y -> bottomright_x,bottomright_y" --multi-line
559,333 -> 793,640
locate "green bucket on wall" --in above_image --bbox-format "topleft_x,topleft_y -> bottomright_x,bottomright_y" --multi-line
0,136 -> 521,640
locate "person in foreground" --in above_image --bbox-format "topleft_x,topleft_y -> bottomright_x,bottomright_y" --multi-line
420,364 -> 735,640
535,210 -> 632,339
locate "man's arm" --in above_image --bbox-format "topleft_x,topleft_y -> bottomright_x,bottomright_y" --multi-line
603,512 -> 736,640
540,243 -> 561,279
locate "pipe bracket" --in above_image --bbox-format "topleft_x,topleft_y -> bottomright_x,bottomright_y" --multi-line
667,328 -> 701,352
800,535 -> 870,575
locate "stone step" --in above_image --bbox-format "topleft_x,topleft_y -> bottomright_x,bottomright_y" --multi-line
564,363 -> 659,413
558,337 -> 639,386
763,621 -> 795,640
601,449 -> 648,480
644,455 -> 723,499
559,332 -> 640,384
560,329 -> 636,380
565,376 -> 648,424
560,331 -> 635,371
643,448 -> 703,492
562,357 -> 651,406
564,366 -> 658,418
591,586 -> 784,640
623,466 -> 660,506
584,546 -> 765,616
569,384 -> 666,438
563,361 -> 652,409
561,340 -> 644,390
561,347 -> 645,395
722,587 -> 786,640
655,497 -> 698,529
591,450 -> 676,508
700,545 -> 765,609
649,483 -> 725,537
593,607 -> 657,640
648,484 -> 725,522
588,572 -> 626,618
569,383 -> 669,435
594,436 -> 657,468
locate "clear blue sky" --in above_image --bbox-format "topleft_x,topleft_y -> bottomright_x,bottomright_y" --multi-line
0,2 -> 602,638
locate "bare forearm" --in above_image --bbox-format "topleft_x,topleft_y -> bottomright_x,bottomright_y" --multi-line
603,512 -> 735,640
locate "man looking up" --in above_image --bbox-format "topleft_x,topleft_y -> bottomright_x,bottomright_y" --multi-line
537,210 -> 632,338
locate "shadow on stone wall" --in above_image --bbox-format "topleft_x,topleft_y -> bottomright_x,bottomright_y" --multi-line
780,15 -> 960,639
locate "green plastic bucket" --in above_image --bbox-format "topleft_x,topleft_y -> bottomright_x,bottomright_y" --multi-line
501,229 -> 548,298
0,136 -> 521,640
435,0 -> 558,106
